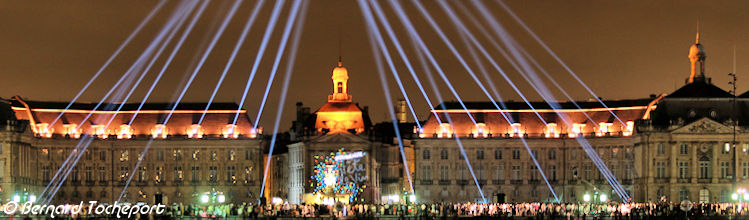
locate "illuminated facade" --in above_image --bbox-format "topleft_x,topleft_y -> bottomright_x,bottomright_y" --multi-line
0,97 -> 263,204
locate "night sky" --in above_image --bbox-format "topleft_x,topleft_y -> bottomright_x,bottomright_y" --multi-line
2,0 -> 749,129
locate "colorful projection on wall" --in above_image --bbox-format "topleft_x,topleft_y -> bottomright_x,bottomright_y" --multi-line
310,148 -> 367,203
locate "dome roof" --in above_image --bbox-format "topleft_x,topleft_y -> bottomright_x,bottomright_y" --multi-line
332,61 -> 348,79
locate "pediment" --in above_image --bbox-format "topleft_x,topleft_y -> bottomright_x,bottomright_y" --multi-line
672,117 -> 733,134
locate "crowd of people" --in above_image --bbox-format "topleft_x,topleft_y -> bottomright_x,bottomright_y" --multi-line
9,201 -> 749,218
151,201 -> 749,218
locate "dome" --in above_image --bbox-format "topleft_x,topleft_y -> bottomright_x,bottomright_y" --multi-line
332,61 -> 348,80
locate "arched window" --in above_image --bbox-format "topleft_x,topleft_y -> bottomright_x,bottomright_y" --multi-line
337,82 -> 343,93
699,189 -> 710,203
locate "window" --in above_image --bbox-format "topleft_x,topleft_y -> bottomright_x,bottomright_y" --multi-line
477,165 -> 485,180
679,161 -> 690,179
530,188 -> 538,197
120,150 -> 129,162
228,150 -> 236,161
549,165 -> 557,181
191,166 -> 200,182
227,166 -> 236,183
657,143 -> 666,155
439,165 -> 449,181
244,166 -> 253,183
155,166 -> 163,183
511,165 -> 521,181
529,165 -> 538,181
421,165 -> 431,181
43,166 -> 50,181
85,150 -> 92,160
156,150 -> 164,161
337,82 -> 343,93
512,149 -> 520,160
548,149 -> 556,160
495,165 -> 504,181
98,167 -> 106,182
99,151 -> 106,161
192,150 -> 200,161
173,150 -> 182,161
679,188 -> 689,201
423,149 -> 430,160
85,166 -> 93,182
720,161 -> 730,178
584,164 -> 592,180
71,167 -> 79,182
477,149 -> 484,160
494,149 -> 502,159
137,166 -> 146,182
459,165 -> 467,181
699,189 -> 710,203
120,166 -> 129,182
571,149 -> 577,160
174,166 -> 183,181
209,166 -> 218,182
245,149 -> 253,160
656,161 -> 666,178
679,143 -> 689,155
531,150 -> 538,159
440,149 -> 448,160
210,151 -> 217,161
699,160 -> 709,179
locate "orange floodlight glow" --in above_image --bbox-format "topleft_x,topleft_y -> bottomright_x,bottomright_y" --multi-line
152,124 -> 167,139
545,123 -> 559,138
118,125 -> 133,139
431,106 -> 648,114
36,123 -> 53,138
570,123 -> 585,138
91,125 -> 107,139
187,124 -> 203,139
509,123 -> 521,137
223,124 -> 239,139
63,124 -> 80,138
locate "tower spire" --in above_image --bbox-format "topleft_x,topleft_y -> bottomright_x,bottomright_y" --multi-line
687,23 -> 706,84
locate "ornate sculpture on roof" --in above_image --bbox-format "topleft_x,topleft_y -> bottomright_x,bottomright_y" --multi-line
688,29 -> 706,83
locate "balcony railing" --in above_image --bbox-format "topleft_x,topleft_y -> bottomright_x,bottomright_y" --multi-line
420,180 -> 433,185
457,180 -> 469,185
492,179 -> 504,185
510,180 -> 523,184
439,180 -> 451,185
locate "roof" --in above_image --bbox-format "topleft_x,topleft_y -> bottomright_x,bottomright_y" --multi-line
317,102 -> 362,113
668,79 -> 733,98
10,99 -> 243,111
433,98 -> 654,110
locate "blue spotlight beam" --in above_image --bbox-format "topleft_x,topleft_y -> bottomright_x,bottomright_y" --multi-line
385,0 -> 478,126
48,0 -> 168,128
198,0 -> 266,125
259,0 -> 308,198
128,0 -> 211,125
465,0 -> 629,200
357,0 -> 423,130
116,0 -> 212,202
494,0 -> 626,127
358,0 -> 416,192
162,0 -> 242,125
429,0 -> 558,201
232,0 -> 287,126
42,1 -> 197,204
253,0 -> 308,130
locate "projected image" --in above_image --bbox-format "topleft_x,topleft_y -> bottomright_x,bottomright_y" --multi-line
310,148 -> 367,204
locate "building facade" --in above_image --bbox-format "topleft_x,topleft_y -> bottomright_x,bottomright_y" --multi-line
1,97 -> 264,204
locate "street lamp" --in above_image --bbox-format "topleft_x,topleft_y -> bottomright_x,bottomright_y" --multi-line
600,194 -> 608,202
217,194 -> 226,203
583,193 -> 591,202
200,194 -> 210,204
12,194 -> 20,203
29,195 -> 37,203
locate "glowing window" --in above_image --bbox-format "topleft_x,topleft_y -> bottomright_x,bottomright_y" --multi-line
90,125 -> 107,139
152,124 -> 167,139
545,123 -> 559,138
438,123 -> 452,138
117,125 -> 133,139
623,121 -> 635,136
223,124 -> 239,139
249,127 -> 258,139
597,122 -> 613,136
187,124 -> 203,139
63,124 -> 80,138
570,123 -> 586,138
509,123 -> 521,137
36,123 -> 53,138
475,123 -> 487,138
